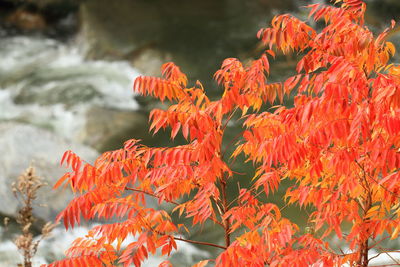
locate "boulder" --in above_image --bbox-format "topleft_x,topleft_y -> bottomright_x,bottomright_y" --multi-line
80,106 -> 148,152
78,0 -> 297,88
0,0 -> 79,38
129,46 -> 172,77
6,9 -> 46,31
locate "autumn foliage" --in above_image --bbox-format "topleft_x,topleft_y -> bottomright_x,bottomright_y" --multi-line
46,0 -> 400,266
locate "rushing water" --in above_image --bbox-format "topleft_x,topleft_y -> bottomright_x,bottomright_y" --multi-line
0,36 -> 140,141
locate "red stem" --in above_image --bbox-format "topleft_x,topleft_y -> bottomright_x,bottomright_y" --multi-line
125,186 -> 224,227
173,236 -> 226,250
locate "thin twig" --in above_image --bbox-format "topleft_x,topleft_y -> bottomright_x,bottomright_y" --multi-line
173,236 -> 226,250
375,246 -> 400,265
140,212 -> 226,250
221,130 -> 245,159
125,187 -> 180,205
368,236 -> 389,250
354,160 -> 400,199
125,186 -> 225,227
221,107 -> 238,132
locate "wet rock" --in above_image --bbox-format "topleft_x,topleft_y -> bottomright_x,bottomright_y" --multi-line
128,46 -> 172,77
6,8 -> 46,31
81,106 -> 148,152
14,81 -> 102,107
78,0 -> 297,88
0,0 -> 79,38
0,122 -> 98,222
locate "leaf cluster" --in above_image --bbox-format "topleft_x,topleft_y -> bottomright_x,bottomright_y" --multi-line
45,1 -> 400,266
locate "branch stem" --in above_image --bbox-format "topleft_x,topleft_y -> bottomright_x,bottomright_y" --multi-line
356,162 -> 372,267
221,179 -> 231,247
125,186 -> 224,227
173,236 -> 226,250
125,187 -> 180,205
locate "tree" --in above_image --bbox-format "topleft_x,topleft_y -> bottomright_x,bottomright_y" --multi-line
45,0 -> 400,266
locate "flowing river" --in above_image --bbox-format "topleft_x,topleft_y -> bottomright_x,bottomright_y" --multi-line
0,35 -> 139,140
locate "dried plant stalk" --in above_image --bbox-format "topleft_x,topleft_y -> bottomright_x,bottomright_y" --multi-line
12,166 -> 57,267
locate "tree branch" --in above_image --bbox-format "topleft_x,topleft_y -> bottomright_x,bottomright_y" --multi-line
356,161 -> 372,267
354,160 -> 400,199
140,215 -> 226,250
221,178 -> 231,247
173,236 -> 226,250
125,187 -> 180,205
125,186 -> 225,227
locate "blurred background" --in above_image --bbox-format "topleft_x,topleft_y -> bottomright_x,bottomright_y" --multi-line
0,0 -> 399,265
